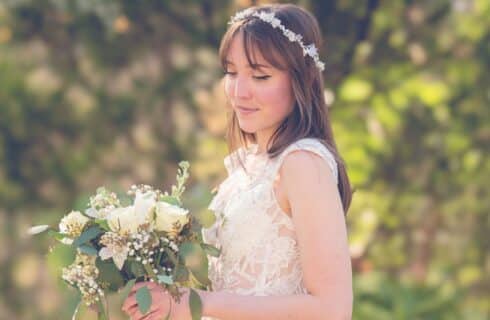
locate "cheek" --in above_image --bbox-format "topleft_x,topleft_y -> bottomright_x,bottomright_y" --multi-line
224,78 -> 233,97
256,81 -> 294,116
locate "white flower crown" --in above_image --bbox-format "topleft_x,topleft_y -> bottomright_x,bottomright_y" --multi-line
228,8 -> 325,71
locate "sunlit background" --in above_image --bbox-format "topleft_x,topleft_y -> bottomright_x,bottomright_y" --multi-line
0,0 -> 488,319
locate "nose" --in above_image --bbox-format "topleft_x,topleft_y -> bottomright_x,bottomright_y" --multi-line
233,75 -> 252,99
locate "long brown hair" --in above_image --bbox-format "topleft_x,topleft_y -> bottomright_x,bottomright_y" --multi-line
219,4 -> 353,214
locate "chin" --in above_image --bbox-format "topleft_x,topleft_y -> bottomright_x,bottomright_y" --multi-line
237,122 -> 257,134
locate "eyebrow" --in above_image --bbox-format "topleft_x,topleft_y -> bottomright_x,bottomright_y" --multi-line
224,60 -> 271,70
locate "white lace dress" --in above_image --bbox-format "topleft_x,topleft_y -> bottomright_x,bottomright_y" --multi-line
202,138 -> 338,320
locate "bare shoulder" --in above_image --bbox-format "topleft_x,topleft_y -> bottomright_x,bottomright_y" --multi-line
279,149 -> 337,187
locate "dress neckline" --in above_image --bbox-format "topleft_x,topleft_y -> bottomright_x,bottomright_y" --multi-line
246,144 -> 268,158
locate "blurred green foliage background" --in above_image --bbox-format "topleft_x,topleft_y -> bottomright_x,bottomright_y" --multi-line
0,0 -> 488,319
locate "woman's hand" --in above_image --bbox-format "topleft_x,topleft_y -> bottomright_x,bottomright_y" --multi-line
122,282 -> 192,320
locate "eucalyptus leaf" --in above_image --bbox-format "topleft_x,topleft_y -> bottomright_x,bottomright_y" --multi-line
173,264 -> 189,283
190,269 -> 211,287
189,289 -> 203,320
96,259 -> 126,291
94,219 -> 110,231
78,244 -> 98,256
136,285 -> 152,315
179,242 -> 209,285
72,226 -> 103,247
129,261 -> 146,278
201,243 -> 221,257
157,274 -> 174,285
164,247 -> 178,265
48,230 -> 66,241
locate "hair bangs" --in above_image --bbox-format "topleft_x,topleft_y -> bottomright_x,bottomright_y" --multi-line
241,24 -> 288,71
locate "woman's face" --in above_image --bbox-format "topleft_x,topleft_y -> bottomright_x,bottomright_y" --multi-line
223,32 -> 295,138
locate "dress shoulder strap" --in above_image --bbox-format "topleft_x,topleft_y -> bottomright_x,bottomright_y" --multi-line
272,138 -> 339,185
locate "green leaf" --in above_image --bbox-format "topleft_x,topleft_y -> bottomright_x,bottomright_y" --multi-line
71,298 -> 81,320
129,261 -> 146,278
179,242 -> 209,285
119,279 -> 136,301
189,289 -> 203,320
164,306 -> 172,320
48,230 -> 66,241
173,264 -> 189,283
72,226 -> 103,247
190,269 -> 211,287
201,243 -> 221,257
136,285 -> 152,315
94,219 -> 110,231
160,195 -> 181,206
78,244 -> 98,256
96,259 -> 126,291
163,247 -> 178,265
157,274 -> 174,285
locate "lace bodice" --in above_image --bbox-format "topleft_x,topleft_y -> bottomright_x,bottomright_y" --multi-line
202,138 -> 338,314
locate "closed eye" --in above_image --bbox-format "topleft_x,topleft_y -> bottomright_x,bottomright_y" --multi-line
253,75 -> 271,81
223,71 -> 270,81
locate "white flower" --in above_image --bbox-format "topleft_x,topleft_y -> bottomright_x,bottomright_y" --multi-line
106,206 -> 140,234
228,9 -> 325,72
27,225 -> 50,235
106,191 -> 156,234
304,44 -> 318,58
270,17 -> 281,28
59,211 -> 89,237
134,191 -> 156,218
99,245 -> 128,270
154,201 -> 189,236
61,237 -> 73,245
85,207 -> 112,219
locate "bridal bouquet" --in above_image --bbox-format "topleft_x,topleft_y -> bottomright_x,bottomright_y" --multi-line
29,161 -> 219,320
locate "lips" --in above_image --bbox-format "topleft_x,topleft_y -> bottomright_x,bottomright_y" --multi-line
236,105 -> 259,115
237,105 -> 258,111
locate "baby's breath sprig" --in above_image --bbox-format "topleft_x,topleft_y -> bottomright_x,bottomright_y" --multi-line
127,184 -> 160,197
62,253 -> 104,307
89,187 -> 120,210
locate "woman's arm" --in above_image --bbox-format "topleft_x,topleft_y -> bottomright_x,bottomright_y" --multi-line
199,288 -> 350,320
198,150 -> 353,320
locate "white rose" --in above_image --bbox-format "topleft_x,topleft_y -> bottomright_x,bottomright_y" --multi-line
154,201 -> 189,236
106,191 -> 156,234
134,191 -> 156,218
107,206 -> 141,234
59,210 -> 89,237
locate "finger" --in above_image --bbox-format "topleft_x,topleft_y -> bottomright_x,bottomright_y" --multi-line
126,300 -> 160,318
122,295 -> 137,313
139,308 -> 161,320
124,283 -> 163,314
128,282 -> 159,300
130,306 -> 161,320
133,281 -> 159,291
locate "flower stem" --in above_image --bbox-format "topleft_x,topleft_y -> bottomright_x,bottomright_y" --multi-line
143,263 -> 158,282
96,298 -> 109,320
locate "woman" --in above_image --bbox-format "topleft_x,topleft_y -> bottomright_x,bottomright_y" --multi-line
123,4 -> 353,319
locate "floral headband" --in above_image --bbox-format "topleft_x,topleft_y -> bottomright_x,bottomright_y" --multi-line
228,8 -> 325,71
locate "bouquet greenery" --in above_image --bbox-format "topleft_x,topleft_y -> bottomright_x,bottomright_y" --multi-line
29,161 -> 219,319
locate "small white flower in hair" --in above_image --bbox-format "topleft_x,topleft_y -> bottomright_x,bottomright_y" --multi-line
228,8 -> 326,72
303,44 -> 318,58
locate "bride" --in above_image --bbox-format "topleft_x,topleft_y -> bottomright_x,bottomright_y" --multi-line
123,4 -> 353,319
